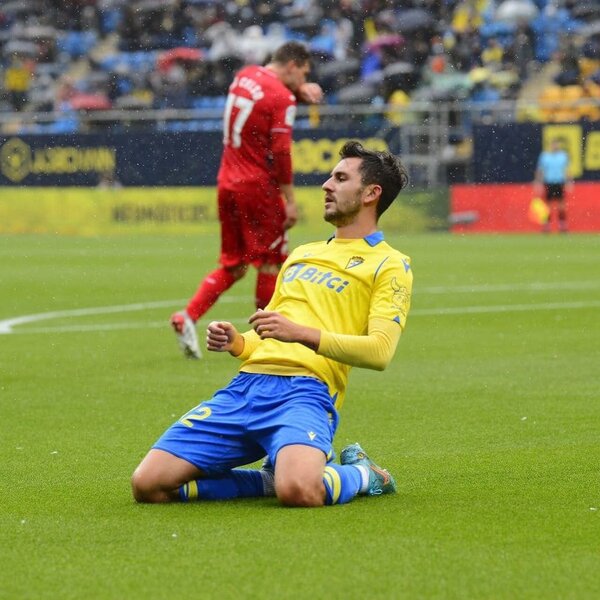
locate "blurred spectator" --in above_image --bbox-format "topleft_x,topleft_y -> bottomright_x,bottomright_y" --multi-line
554,37 -> 581,86
509,25 -> 535,80
0,0 -> 594,126
3,55 -> 34,111
97,167 -> 122,189
481,37 -> 504,72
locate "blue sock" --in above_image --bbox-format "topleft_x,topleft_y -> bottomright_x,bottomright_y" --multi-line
178,469 -> 269,501
323,464 -> 362,505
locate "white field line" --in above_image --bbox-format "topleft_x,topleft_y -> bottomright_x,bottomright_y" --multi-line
419,281 -> 600,294
8,300 -> 600,335
412,300 -> 600,316
0,295 -> 241,334
0,299 -> 186,334
1,281 -> 599,335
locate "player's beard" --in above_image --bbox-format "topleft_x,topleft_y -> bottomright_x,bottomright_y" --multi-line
324,190 -> 362,227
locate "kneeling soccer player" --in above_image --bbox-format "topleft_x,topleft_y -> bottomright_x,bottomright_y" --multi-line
132,141 -> 413,507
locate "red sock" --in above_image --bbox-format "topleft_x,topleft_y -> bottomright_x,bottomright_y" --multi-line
255,272 -> 278,310
186,268 -> 236,321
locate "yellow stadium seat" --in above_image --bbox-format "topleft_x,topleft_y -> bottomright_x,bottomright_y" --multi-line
579,58 -> 600,79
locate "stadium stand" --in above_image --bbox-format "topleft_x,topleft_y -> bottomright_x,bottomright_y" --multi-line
0,0 -> 598,133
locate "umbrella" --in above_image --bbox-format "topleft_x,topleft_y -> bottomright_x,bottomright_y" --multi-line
157,47 -> 203,72
382,61 -> 419,94
495,0 -> 539,26
317,58 -> 360,79
336,81 -> 377,104
70,93 -> 112,111
396,8 -> 435,33
383,61 -> 419,92
316,58 -> 360,93
582,33 -> 600,59
366,34 -> 405,52
21,25 -> 58,39
3,40 -> 39,56
572,1 -> 600,20
0,0 -> 41,15
580,21 -> 600,38
133,0 -> 177,11
383,61 -> 417,77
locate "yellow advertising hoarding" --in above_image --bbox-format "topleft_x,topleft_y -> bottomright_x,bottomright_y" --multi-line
0,186 -> 445,235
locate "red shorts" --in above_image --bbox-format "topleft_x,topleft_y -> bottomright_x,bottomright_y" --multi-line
217,186 -> 288,268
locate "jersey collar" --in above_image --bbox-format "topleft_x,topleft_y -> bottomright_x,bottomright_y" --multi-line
364,231 -> 385,246
327,231 -> 385,246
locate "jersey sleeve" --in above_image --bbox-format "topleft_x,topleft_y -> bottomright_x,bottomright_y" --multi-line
317,317 -> 401,370
269,92 -> 296,185
236,328 -> 261,361
316,252 -> 413,370
369,253 -> 413,330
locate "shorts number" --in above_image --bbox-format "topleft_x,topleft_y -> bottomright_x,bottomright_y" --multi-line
180,405 -> 212,428
223,94 -> 254,148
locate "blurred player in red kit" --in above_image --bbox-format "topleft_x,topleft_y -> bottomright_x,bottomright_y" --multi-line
171,41 -> 323,358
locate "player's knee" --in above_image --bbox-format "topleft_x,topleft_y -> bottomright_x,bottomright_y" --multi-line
258,263 -> 280,275
276,476 -> 325,508
227,265 -> 248,280
131,468 -> 165,503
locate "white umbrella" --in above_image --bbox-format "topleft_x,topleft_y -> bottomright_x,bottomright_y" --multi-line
495,0 -> 539,26
3,40 -> 39,56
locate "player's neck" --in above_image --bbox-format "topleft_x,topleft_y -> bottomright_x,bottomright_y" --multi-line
335,222 -> 378,240
265,63 -> 282,80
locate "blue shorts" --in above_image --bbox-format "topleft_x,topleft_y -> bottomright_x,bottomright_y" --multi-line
153,372 -> 339,475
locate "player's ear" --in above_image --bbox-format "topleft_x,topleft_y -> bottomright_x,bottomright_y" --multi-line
363,184 -> 382,206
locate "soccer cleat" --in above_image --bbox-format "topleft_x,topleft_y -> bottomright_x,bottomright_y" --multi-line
170,311 -> 201,359
340,443 -> 397,496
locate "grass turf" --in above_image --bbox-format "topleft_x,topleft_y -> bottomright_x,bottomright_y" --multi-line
1,230 -> 599,599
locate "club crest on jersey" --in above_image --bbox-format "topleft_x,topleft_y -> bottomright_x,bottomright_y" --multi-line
390,276 -> 410,315
346,256 -> 364,269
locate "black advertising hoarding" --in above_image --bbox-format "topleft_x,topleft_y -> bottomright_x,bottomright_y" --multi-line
0,127 -> 397,187
0,132 -> 222,187
473,122 -> 600,183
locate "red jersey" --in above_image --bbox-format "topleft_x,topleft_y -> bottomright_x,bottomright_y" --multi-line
217,65 -> 297,192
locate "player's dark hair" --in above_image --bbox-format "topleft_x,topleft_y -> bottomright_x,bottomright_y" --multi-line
339,141 -> 409,219
272,41 -> 311,66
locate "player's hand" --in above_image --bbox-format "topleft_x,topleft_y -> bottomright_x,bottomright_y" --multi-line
206,321 -> 238,352
248,310 -> 320,350
249,310 -> 298,343
297,82 -> 323,105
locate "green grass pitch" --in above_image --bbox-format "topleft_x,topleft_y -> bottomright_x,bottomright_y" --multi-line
1,229 -> 599,599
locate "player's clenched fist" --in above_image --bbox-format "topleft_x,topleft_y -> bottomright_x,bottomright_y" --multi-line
206,321 -> 238,352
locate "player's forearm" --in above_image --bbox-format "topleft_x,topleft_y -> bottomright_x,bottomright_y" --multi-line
279,183 -> 298,228
292,324 -> 320,351
272,148 -> 293,187
317,319 -> 401,370
280,183 -> 295,205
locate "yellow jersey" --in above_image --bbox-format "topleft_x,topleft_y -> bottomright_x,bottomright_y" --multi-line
238,231 -> 413,408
